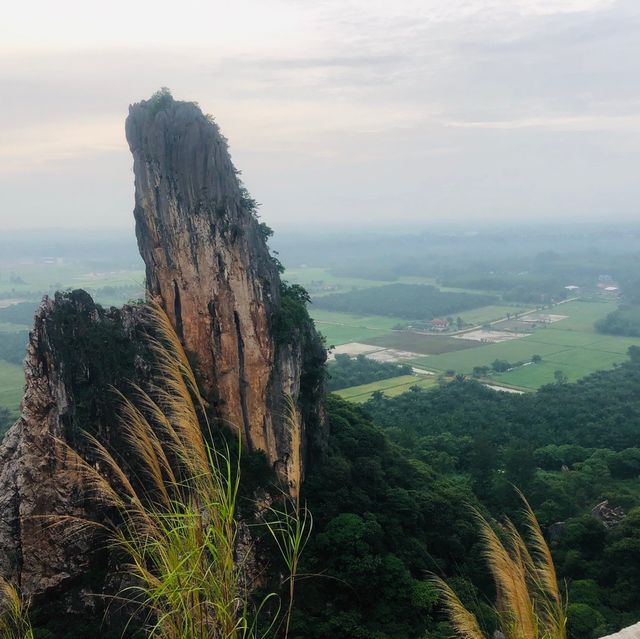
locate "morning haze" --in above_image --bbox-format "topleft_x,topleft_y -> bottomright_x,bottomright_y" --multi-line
1,0 -> 639,230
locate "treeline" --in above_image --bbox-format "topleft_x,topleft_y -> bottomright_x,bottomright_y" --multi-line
327,353 -> 413,390
314,284 -> 496,320
439,273 -> 568,304
595,306 -> 640,337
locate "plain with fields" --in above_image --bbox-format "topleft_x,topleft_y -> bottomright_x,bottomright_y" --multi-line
335,374 -> 437,403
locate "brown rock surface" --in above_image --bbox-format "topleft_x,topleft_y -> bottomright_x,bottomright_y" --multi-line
125,92 -> 325,477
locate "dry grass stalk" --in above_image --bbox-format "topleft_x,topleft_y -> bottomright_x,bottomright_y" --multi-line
432,494 -> 567,639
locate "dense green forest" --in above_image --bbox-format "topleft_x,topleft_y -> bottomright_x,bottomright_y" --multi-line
297,359 -> 640,638
438,273 -> 568,304
314,284 -> 496,320
297,396 -> 485,639
327,354 -> 413,391
596,306 -> 640,337
316,347 -> 640,637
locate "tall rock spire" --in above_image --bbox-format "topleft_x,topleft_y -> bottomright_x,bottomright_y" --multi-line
125,90 -> 325,477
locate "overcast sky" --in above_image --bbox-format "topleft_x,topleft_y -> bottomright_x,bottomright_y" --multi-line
1,0 -> 639,230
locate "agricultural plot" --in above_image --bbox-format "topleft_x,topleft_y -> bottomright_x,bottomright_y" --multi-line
548,300 -> 617,331
364,331 -> 477,355
0,361 -> 24,412
589,335 -> 640,355
311,300 -> 533,349
329,342 -> 424,363
410,300 -> 639,390
287,267 -> 396,296
323,300 -> 636,392
310,310 -> 401,346
335,374 -> 437,403
410,339 -> 566,373
286,267 -> 459,297
459,330 -> 527,343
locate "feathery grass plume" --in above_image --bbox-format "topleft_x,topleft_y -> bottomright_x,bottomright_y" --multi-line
432,493 -> 567,639
59,301 -> 295,639
0,577 -> 33,639
429,576 -> 484,639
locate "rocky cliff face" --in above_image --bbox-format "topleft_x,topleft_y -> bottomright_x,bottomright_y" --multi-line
0,92 -> 325,607
0,291 -> 146,601
126,92 -> 325,487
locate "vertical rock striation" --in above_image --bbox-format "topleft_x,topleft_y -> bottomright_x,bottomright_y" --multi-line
125,91 -> 325,484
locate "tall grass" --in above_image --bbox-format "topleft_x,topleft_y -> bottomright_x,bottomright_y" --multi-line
58,301 -> 303,638
432,492 -> 567,639
0,578 -> 33,639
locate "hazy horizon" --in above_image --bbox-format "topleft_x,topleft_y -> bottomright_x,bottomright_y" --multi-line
1,0 -> 639,230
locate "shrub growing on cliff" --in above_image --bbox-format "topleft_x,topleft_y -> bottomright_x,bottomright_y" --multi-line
273,283 -> 312,344
147,87 -> 173,115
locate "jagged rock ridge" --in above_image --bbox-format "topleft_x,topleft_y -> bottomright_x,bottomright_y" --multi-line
0,92 -> 325,611
0,292 -> 147,598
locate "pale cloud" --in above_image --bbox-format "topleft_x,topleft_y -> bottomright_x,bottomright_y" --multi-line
0,117 -> 124,173
0,0 -> 639,228
447,114 -> 640,131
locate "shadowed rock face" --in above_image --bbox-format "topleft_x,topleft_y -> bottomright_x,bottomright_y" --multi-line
0,291 -> 147,600
0,93 -> 325,609
126,93 -> 325,483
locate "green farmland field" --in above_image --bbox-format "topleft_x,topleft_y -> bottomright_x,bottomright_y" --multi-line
310,310 -> 400,346
315,300 -> 635,391
364,331 -> 477,355
0,361 -> 24,412
335,374 -> 437,403
408,300 -> 639,390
